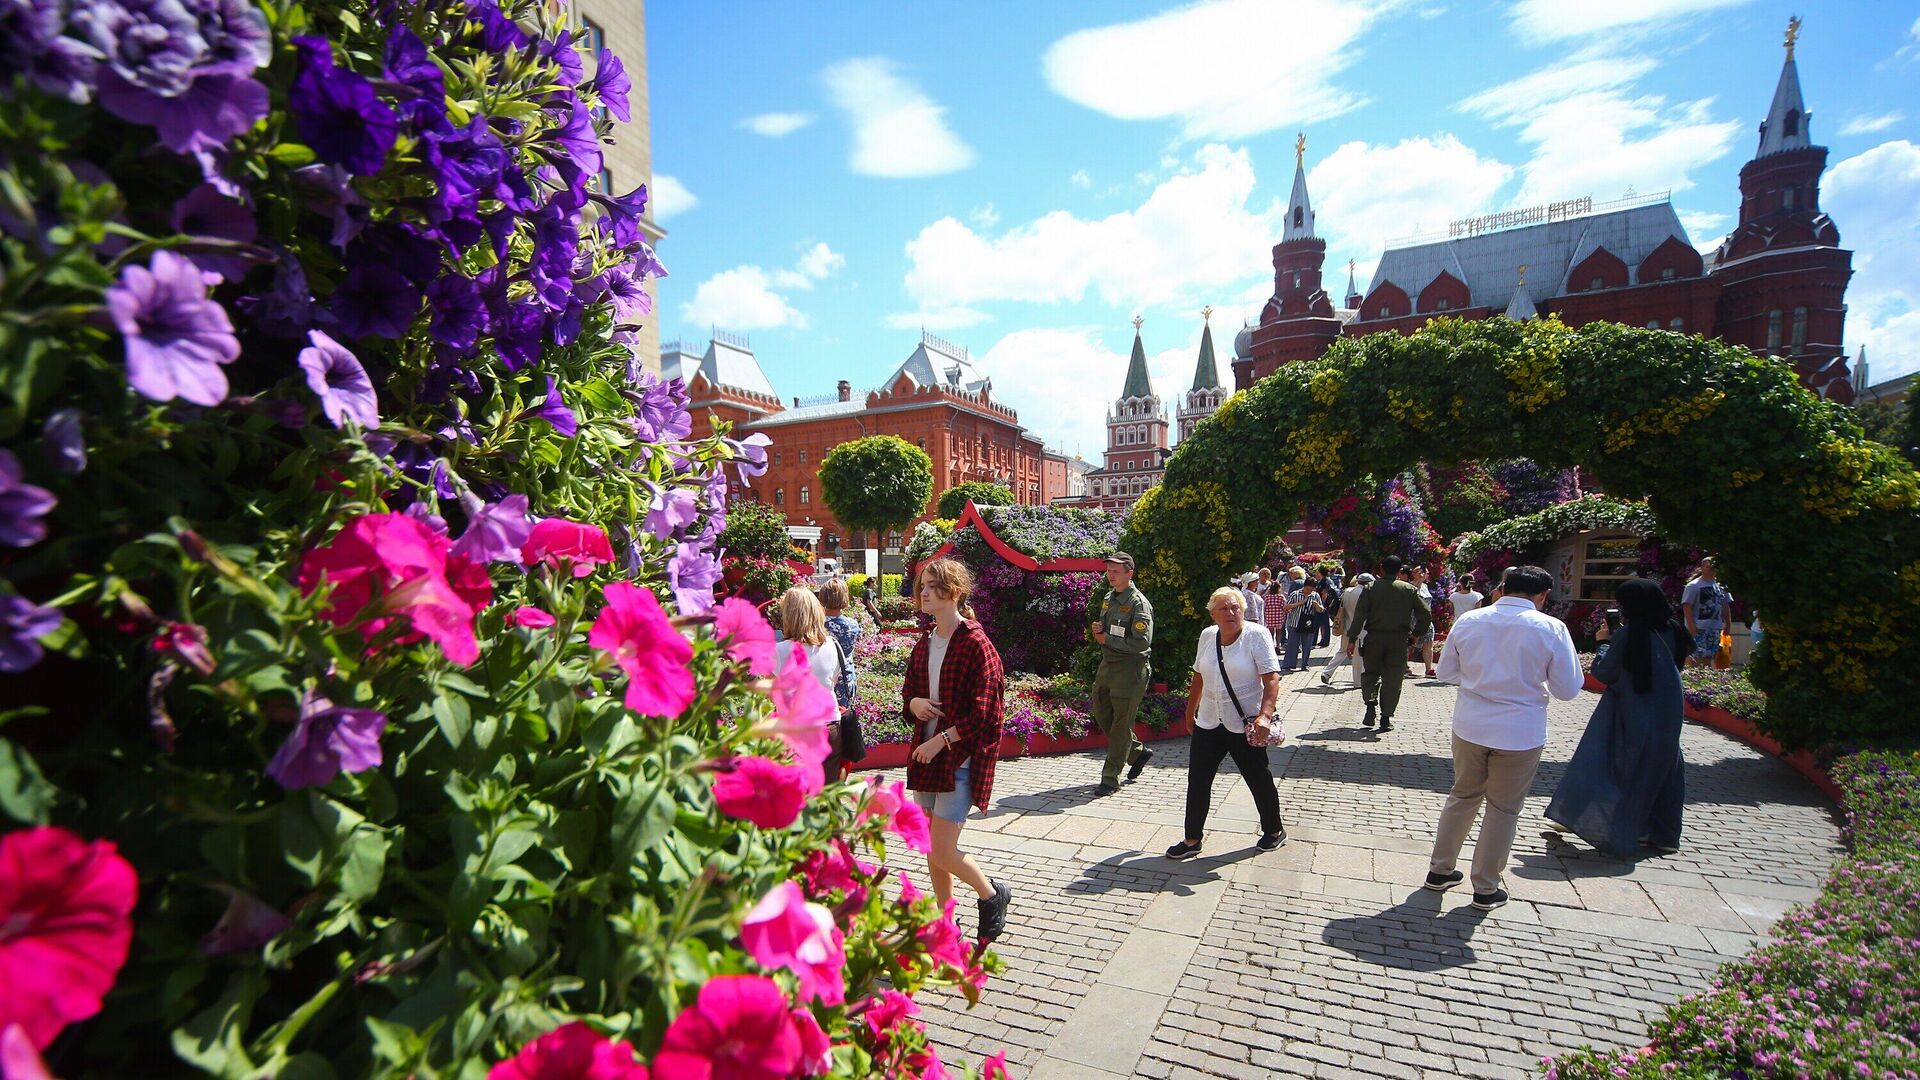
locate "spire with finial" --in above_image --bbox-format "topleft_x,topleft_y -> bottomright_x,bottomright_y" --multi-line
1189,308 -> 1223,392
1344,258 -> 1360,308
1504,265 -> 1536,321
1121,316 -> 1154,400
1283,132 -> 1315,242
1757,15 -> 1811,156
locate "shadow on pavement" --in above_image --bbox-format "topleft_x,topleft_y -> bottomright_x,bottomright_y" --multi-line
1320,891 -> 1488,971
1063,847 -> 1264,896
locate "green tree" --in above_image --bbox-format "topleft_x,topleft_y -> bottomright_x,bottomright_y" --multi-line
819,435 -> 935,538
936,480 -> 1015,519
717,499 -> 791,560
1855,398 -> 1909,447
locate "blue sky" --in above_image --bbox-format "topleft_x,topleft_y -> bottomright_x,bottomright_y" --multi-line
648,1 -> 1920,455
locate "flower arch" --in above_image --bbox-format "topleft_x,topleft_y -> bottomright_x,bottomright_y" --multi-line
1121,316 -> 1920,749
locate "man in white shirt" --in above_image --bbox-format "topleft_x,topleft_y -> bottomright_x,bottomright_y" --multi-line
1423,565 -> 1584,911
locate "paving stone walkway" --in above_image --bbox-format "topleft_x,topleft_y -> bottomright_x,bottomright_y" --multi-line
875,668 -> 1841,1079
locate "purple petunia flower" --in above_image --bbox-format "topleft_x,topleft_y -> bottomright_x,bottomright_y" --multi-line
468,0 -> 527,53
596,263 -> 651,323
1,0 -> 101,102
0,589 -> 62,672
592,183 -> 649,248
727,432 -> 773,483
669,542 -> 723,615
329,263 -> 420,339
289,164 -> 369,249
424,272 -> 485,351
289,36 -> 398,176
106,249 -> 240,406
187,0 -> 270,76
527,376 -> 577,437
73,0 -> 207,98
451,493 -> 532,563
0,448 -> 56,548
382,24 -> 444,129
236,245 -> 313,337
643,485 -> 699,542
583,49 -> 630,122
297,329 -> 378,429
629,372 -> 691,443
170,183 -> 257,281
41,408 -> 86,475
197,885 -> 291,956
101,68 -> 268,155
538,26 -> 581,87
265,689 -> 388,789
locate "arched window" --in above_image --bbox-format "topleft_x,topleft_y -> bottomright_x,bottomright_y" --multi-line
1434,298 -> 1451,311
1784,109 -> 1800,137
1791,306 -> 1808,351
774,487 -> 786,505
1590,276 -> 1605,291
1766,309 -> 1783,351
799,486 -> 810,505
1291,271 -> 1301,289
1782,186 -> 1798,210
1660,267 -> 1676,281
1292,207 -> 1304,229
1669,318 -> 1684,330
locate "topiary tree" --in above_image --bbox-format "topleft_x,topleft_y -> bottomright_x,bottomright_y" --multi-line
717,499 -> 793,561
936,481 -> 1014,519
819,435 -> 935,540
1124,316 -> 1920,750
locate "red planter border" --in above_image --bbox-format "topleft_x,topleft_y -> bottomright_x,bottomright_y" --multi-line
1581,673 -> 1839,804
851,717 -> 1192,772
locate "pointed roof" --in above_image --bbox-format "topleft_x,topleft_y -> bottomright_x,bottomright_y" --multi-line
1190,320 -> 1223,391
1756,18 -> 1811,157
1121,322 -> 1154,400
1283,132 -> 1315,242
1503,283 -> 1537,321
1343,260 -> 1360,306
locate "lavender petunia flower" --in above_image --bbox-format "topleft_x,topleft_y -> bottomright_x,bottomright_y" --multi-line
643,485 -> 699,542
1,0 -> 101,102
630,372 -> 691,443
101,68 -> 268,155
289,36 -> 398,176
527,376 -> 577,437
0,447 -> 55,545
0,590 -> 62,672
583,50 -> 630,122
597,263 -> 651,323
289,164 -> 369,249
668,542 -> 723,615
265,690 -> 388,789
197,885 -> 290,956
170,183 -> 257,281
297,329 -> 379,429
727,432 -> 773,483
330,263 -> 420,339
106,249 -> 240,406
73,0 -> 207,98
402,499 -> 447,536
451,493 -> 531,563
41,409 -> 86,475
187,0 -> 269,76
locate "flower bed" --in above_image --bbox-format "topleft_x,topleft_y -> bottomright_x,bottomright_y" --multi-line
1544,750 -> 1920,1080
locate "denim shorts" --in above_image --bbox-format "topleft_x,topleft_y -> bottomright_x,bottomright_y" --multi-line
913,762 -> 972,823
1691,626 -> 1722,661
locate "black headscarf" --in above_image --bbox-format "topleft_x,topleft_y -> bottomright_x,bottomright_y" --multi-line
1615,578 -> 1683,693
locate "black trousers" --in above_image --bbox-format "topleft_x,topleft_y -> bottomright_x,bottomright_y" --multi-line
1184,723 -> 1284,839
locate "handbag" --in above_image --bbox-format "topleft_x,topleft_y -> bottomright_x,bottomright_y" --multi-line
830,636 -> 867,762
1713,629 -> 1733,671
1216,632 -> 1275,747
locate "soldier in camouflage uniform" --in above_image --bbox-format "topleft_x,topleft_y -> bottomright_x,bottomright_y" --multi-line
1090,552 -> 1155,794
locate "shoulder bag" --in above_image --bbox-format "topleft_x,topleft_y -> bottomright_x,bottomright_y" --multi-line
1216,632 -> 1276,747
830,636 -> 866,763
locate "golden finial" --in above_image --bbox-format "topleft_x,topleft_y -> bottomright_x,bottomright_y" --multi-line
1132,315 -> 1144,333
1348,258 -> 1356,275
1517,264 -> 1527,286
1294,132 -> 1307,167
1201,305 -> 1214,324
1784,15 -> 1801,60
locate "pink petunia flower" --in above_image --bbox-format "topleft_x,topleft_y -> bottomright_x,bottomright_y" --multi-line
908,1045 -> 949,1080
711,597 -> 776,675
860,989 -> 919,1044
980,1051 -> 1012,1079
739,882 -> 846,1006
756,642 -> 835,769
916,904 -> 970,973
521,519 -> 615,577
507,606 -> 556,629
0,1025 -> 52,1080
798,840 -> 865,903
711,756 -> 814,829
298,513 -> 486,665
589,582 -> 695,718
788,1006 -> 832,1077
896,870 -> 923,906
0,827 -> 138,1050
488,1020 -> 649,1080
860,779 -> 932,854
653,975 -> 804,1080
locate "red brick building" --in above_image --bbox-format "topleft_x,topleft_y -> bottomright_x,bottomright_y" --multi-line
666,332 -> 1062,556
1236,25 -> 1856,404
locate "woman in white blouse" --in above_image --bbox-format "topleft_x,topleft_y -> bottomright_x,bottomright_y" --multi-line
1166,587 -> 1287,859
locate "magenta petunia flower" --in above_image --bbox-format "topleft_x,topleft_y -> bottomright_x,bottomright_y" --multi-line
588,582 -> 695,718
739,882 -> 846,1006
297,329 -> 379,429
0,1023 -> 54,1080
860,988 -> 919,1044
522,519 -> 614,577
711,756 -> 812,829
711,597 -> 776,675
652,975 -> 805,1080
265,689 -> 388,789
0,826 -> 138,1050
757,642 -> 837,770
507,606 -> 556,629
298,512 -> 486,665
0,449 -> 56,548
487,1021 -> 648,1080
916,906 -> 970,973
106,249 -> 240,406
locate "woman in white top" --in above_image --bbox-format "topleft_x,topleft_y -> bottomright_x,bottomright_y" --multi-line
772,587 -> 848,783
1449,575 -> 1485,620
1166,587 -> 1287,859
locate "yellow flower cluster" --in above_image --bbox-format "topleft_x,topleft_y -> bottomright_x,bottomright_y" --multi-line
1273,424 -> 1353,487
1768,618 -> 1882,694
1797,437 -> 1920,522
1385,388 -> 1434,430
1500,339 -> 1569,414
1601,388 -> 1727,454
1158,480 -> 1236,563
1308,368 -> 1342,407
1729,469 -> 1764,488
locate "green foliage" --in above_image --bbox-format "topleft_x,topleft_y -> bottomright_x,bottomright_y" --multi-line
1123,317 -> 1920,750
1448,496 -> 1658,574
1425,462 -> 1509,539
845,573 -> 904,600
1853,396 -> 1909,447
936,481 -> 1014,519
818,435 -> 935,536
716,500 -> 793,561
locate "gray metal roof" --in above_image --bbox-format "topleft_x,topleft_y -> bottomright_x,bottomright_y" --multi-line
1366,201 -> 1693,315
888,340 -> 989,394
704,338 -> 777,397
1504,284 -> 1538,320
1757,56 -> 1810,157
745,399 -> 867,427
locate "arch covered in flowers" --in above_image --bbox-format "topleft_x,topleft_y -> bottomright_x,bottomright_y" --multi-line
1122,316 -> 1920,749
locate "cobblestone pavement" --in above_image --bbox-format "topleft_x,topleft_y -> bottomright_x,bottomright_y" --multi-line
871,668 -> 1841,1079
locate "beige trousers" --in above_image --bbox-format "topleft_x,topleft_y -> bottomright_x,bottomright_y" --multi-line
1428,734 -> 1544,895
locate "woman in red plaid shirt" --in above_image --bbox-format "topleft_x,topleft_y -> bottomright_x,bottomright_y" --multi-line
905,557 -> 1014,943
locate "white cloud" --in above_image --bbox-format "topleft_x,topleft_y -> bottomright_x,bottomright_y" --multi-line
882,307 -> 991,332
1825,140 -> 1920,382
649,174 -> 697,221
1457,56 -> 1657,121
1042,0 -> 1390,140
974,328 -> 1198,453
740,112 -> 815,137
679,244 -> 846,331
821,58 -> 974,178
1506,0 -> 1751,42
896,144 -> 1282,317
1676,209 -> 1730,252
1309,135 -> 1515,277
1839,112 -> 1905,137
1069,169 -> 1092,189
968,204 -> 1000,229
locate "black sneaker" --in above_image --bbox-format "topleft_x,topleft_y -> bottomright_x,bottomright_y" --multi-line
1376,717 -> 1393,734
1256,828 -> 1287,851
1126,747 -> 1154,782
1361,704 -> 1377,727
977,880 -> 1012,942
1471,888 -> 1509,911
1093,782 -> 1120,797
1164,839 -> 1203,860
1423,870 -> 1464,891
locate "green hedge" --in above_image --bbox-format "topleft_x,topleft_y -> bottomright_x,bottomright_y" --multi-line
845,573 -> 905,599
